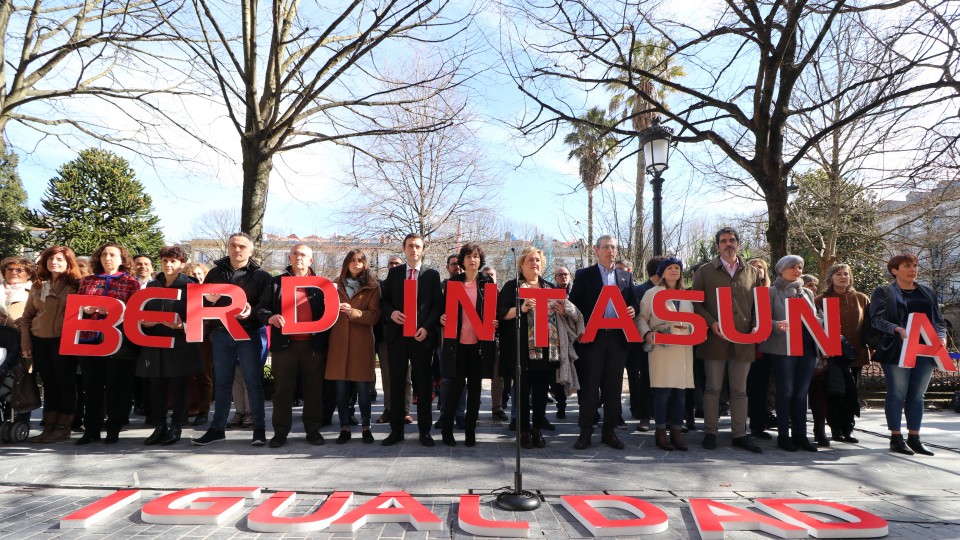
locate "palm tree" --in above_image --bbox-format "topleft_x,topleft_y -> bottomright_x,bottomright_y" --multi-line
564,107 -> 618,264
607,39 -> 684,268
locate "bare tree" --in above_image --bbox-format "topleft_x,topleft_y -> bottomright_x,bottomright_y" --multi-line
338,72 -> 500,246
0,0 -> 197,154
159,0 -> 473,248
501,0 -> 960,260
193,207 -> 241,259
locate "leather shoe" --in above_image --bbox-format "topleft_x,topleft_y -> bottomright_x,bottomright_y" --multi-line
144,426 -> 167,446
532,429 -> 545,448
751,430 -> 773,440
492,411 -> 508,421
541,418 -> 556,431
574,435 -> 591,450
269,434 -> 287,448
381,432 -> 404,446
104,431 -> 120,444
419,433 -> 435,447
191,412 -> 208,426
441,429 -> 456,447
732,436 -> 763,453
306,432 -> 325,445
520,432 -> 533,449
160,428 -> 182,446
76,431 -> 101,445
601,432 -> 625,449
701,433 -> 717,450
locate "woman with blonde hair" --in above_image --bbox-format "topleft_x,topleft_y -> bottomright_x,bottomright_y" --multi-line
746,257 -> 774,440
498,246 -> 576,449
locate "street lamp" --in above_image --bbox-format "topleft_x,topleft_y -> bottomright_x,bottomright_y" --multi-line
640,118 -> 673,256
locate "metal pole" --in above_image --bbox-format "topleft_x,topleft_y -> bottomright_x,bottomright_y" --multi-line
652,170 -> 664,256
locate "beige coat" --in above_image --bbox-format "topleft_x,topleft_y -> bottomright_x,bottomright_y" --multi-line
691,256 -> 763,362
325,278 -> 381,382
19,279 -> 77,354
637,286 -> 695,389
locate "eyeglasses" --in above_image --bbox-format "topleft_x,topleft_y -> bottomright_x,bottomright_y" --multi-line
4,267 -> 26,273
554,272 -> 569,277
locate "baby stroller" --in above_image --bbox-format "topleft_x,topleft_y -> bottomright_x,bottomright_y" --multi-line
0,326 -> 31,443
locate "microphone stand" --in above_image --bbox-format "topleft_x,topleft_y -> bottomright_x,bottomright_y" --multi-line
496,249 -> 541,511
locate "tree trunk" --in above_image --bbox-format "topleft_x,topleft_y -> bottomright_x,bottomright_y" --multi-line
632,148 -> 646,272
241,138 -> 272,254
765,180 -> 789,262
587,187 -> 594,265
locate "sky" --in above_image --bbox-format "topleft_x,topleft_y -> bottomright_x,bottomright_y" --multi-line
12,0 -> 851,252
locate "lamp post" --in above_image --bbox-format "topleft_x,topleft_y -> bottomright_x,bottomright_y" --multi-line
639,118 -> 673,256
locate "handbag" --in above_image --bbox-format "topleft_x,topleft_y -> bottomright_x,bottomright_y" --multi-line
11,357 -> 41,412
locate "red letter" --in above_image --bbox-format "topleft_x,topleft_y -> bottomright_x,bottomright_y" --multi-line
329,491 -> 442,532
899,312 -> 957,371
123,288 -> 179,348
756,498 -> 889,538
785,296 -> 841,357
561,494 -> 669,536
60,489 -> 141,529
458,495 -> 529,537
650,289 -> 707,347
59,295 -> 125,357
518,287 -> 569,346
403,279 -> 418,337
716,286 -> 772,344
185,284 -> 249,342
280,275 -> 340,334
689,498 -> 806,540
247,491 -> 353,533
580,286 -> 642,344
444,282 -> 498,341
140,487 -> 261,525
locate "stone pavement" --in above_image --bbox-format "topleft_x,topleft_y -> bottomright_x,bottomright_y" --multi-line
1,378 -> 959,539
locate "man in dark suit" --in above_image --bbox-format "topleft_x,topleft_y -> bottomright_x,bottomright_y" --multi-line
569,235 -> 639,449
380,233 -> 443,447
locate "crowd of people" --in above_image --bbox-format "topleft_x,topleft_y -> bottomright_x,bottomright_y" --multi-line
0,226 -> 948,456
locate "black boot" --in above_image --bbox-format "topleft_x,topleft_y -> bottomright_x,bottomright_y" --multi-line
889,433 -> 914,455
906,434 -> 934,456
144,424 -> 167,446
793,431 -> 818,452
814,422 -> 830,447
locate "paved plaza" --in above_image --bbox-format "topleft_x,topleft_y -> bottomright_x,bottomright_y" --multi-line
1,376 -> 959,539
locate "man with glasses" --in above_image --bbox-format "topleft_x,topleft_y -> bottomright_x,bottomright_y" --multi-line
569,235 -> 639,449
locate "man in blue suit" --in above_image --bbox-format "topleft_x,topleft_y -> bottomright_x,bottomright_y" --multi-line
568,235 -> 640,449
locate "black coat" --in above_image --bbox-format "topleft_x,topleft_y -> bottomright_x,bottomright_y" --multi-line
136,274 -> 203,378
256,268 -> 330,353
869,282 -> 945,364
203,257 -> 271,338
497,276 -> 558,374
569,264 -> 639,324
440,273 -> 496,379
380,263 -> 443,349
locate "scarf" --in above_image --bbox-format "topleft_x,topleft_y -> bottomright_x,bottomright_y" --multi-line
0,281 -> 30,317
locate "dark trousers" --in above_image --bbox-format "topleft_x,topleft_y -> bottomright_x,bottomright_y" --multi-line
626,345 -> 652,420
80,355 -> 136,434
577,330 -> 628,433
747,354 -> 772,433
32,336 -> 79,415
272,340 -> 324,436
519,368 -> 552,431
150,376 -> 187,427
337,380 -> 371,428
187,340 -> 214,415
550,381 -> 567,410
387,337 -> 434,435
442,343 -> 482,432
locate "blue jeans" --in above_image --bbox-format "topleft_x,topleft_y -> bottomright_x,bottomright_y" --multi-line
336,380 -> 371,429
211,329 -> 266,430
768,353 -> 816,436
881,358 -> 936,432
652,388 -> 685,428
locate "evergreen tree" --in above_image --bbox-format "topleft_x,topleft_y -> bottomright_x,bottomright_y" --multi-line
0,150 -> 30,258
32,149 -> 164,256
